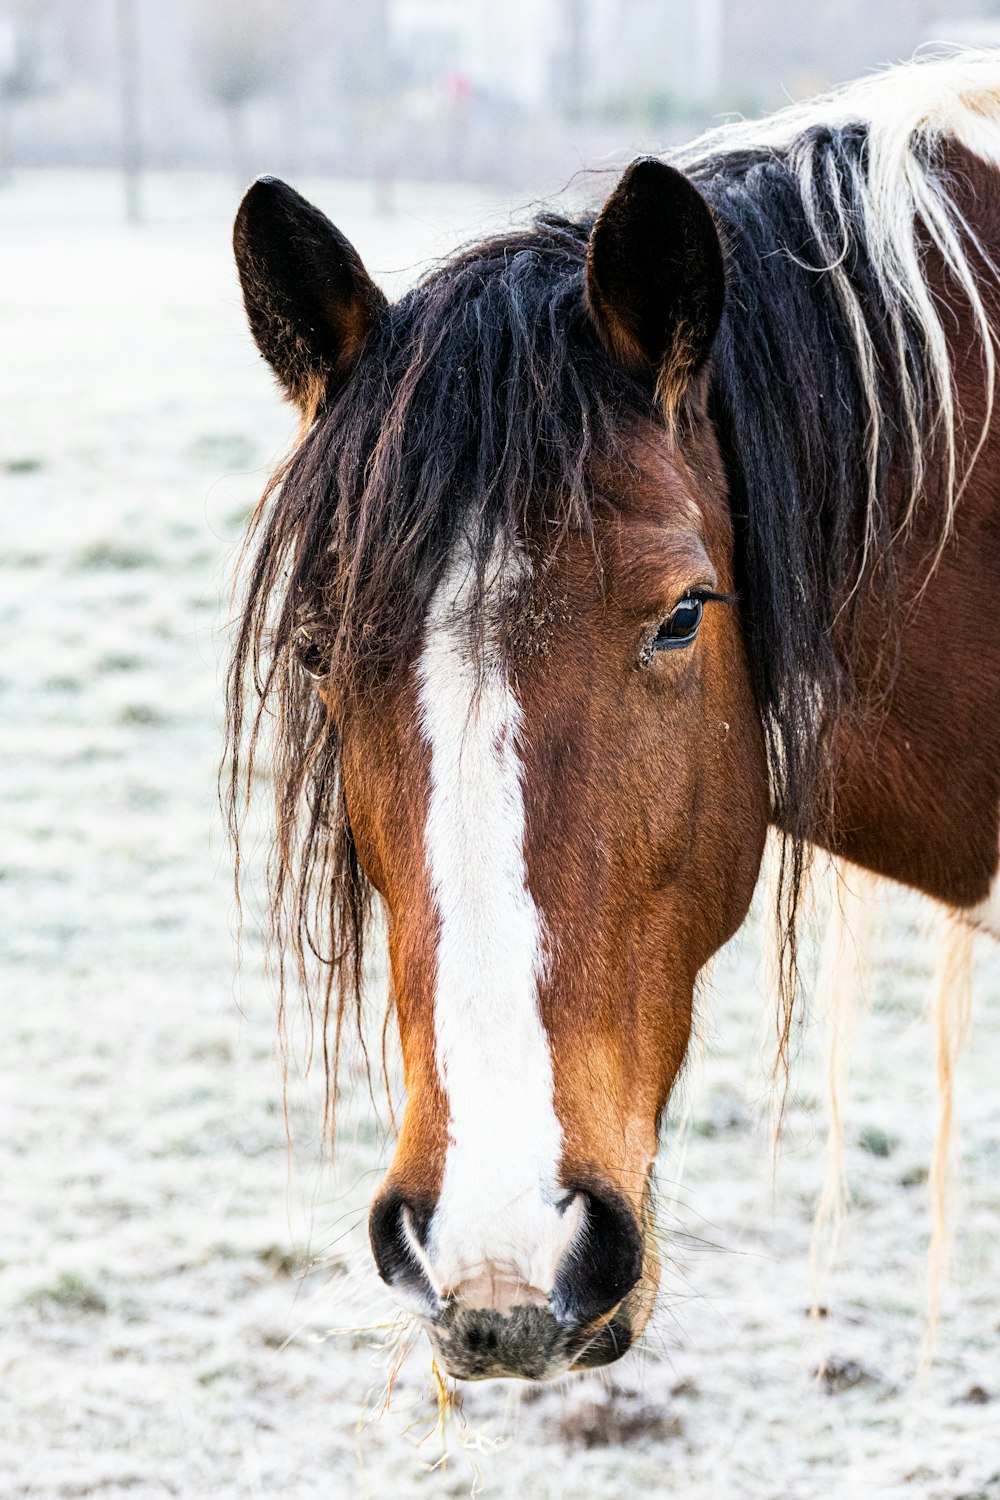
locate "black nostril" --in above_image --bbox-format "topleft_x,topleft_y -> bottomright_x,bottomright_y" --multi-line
368,1188 -> 434,1297
465,1326 -> 500,1353
553,1184 -> 644,1326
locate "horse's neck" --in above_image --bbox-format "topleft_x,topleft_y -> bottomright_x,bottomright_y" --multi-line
814,221 -> 1000,914
817,484 -> 999,914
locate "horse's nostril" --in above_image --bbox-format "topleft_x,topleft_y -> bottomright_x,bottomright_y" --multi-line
552,1185 -> 644,1326
464,1326 -> 500,1353
368,1187 -> 435,1305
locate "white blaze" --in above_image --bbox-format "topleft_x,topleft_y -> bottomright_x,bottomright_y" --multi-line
414,553 -> 582,1307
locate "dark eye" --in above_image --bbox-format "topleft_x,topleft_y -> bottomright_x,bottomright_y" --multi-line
653,595 -> 704,650
295,627 -> 330,680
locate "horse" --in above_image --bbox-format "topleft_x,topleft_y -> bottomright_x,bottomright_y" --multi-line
226,50 -> 1000,1382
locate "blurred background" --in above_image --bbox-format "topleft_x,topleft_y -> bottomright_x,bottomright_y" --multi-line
5,0 -> 1000,205
3,5 -> 1000,1499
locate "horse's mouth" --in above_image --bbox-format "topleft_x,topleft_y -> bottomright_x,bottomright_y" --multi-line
419,1288 -> 642,1382
567,1304 -> 635,1370
411,1226 -> 660,1381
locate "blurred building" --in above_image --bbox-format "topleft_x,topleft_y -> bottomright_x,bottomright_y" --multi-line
390,0 -> 1000,114
3,0 -> 1000,186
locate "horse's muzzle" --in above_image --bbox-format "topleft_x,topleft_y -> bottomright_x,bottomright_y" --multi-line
369,1182 -> 647,1380
424,1297 -> 636,1380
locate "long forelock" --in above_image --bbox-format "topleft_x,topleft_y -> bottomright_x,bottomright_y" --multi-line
294,215 -> 653,695
224,212 -> 655,1134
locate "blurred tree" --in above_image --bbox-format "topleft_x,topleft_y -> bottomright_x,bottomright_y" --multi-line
116,0 -> 141,223
332,0 -> 396,210
0,1 -> 59,185
192,0 -> 300,187
558,0 -> 586,113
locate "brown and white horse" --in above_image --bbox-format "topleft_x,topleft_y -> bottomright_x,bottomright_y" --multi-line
227,52 -> 1000,1381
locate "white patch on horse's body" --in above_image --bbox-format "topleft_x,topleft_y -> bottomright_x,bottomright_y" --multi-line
678,47 -> 1000,166
413,550 -> 582,1310
966,838 -> 1000,939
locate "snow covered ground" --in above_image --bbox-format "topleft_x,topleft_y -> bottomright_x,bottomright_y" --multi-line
1,169 -> 998,1500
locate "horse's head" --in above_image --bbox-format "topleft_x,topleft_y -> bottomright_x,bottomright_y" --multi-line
232,162 -> 770,1379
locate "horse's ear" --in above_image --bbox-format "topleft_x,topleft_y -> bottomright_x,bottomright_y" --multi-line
586,158 -> 724,406
233,176 -> 386,413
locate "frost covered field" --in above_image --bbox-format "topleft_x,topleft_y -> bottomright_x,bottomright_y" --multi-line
2,169 -> 999,1500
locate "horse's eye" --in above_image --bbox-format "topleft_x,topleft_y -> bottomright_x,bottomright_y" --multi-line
653,595 -> 704,650
295,628 -> 330,680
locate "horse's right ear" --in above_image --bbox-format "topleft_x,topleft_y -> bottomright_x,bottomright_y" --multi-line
233,177 -> 386,414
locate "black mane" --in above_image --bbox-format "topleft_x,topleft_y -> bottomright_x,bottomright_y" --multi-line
700,126 -> 930,829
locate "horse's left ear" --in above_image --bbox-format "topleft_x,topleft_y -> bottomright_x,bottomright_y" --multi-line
586,158 -> 724,402
233,176 -> 387,414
